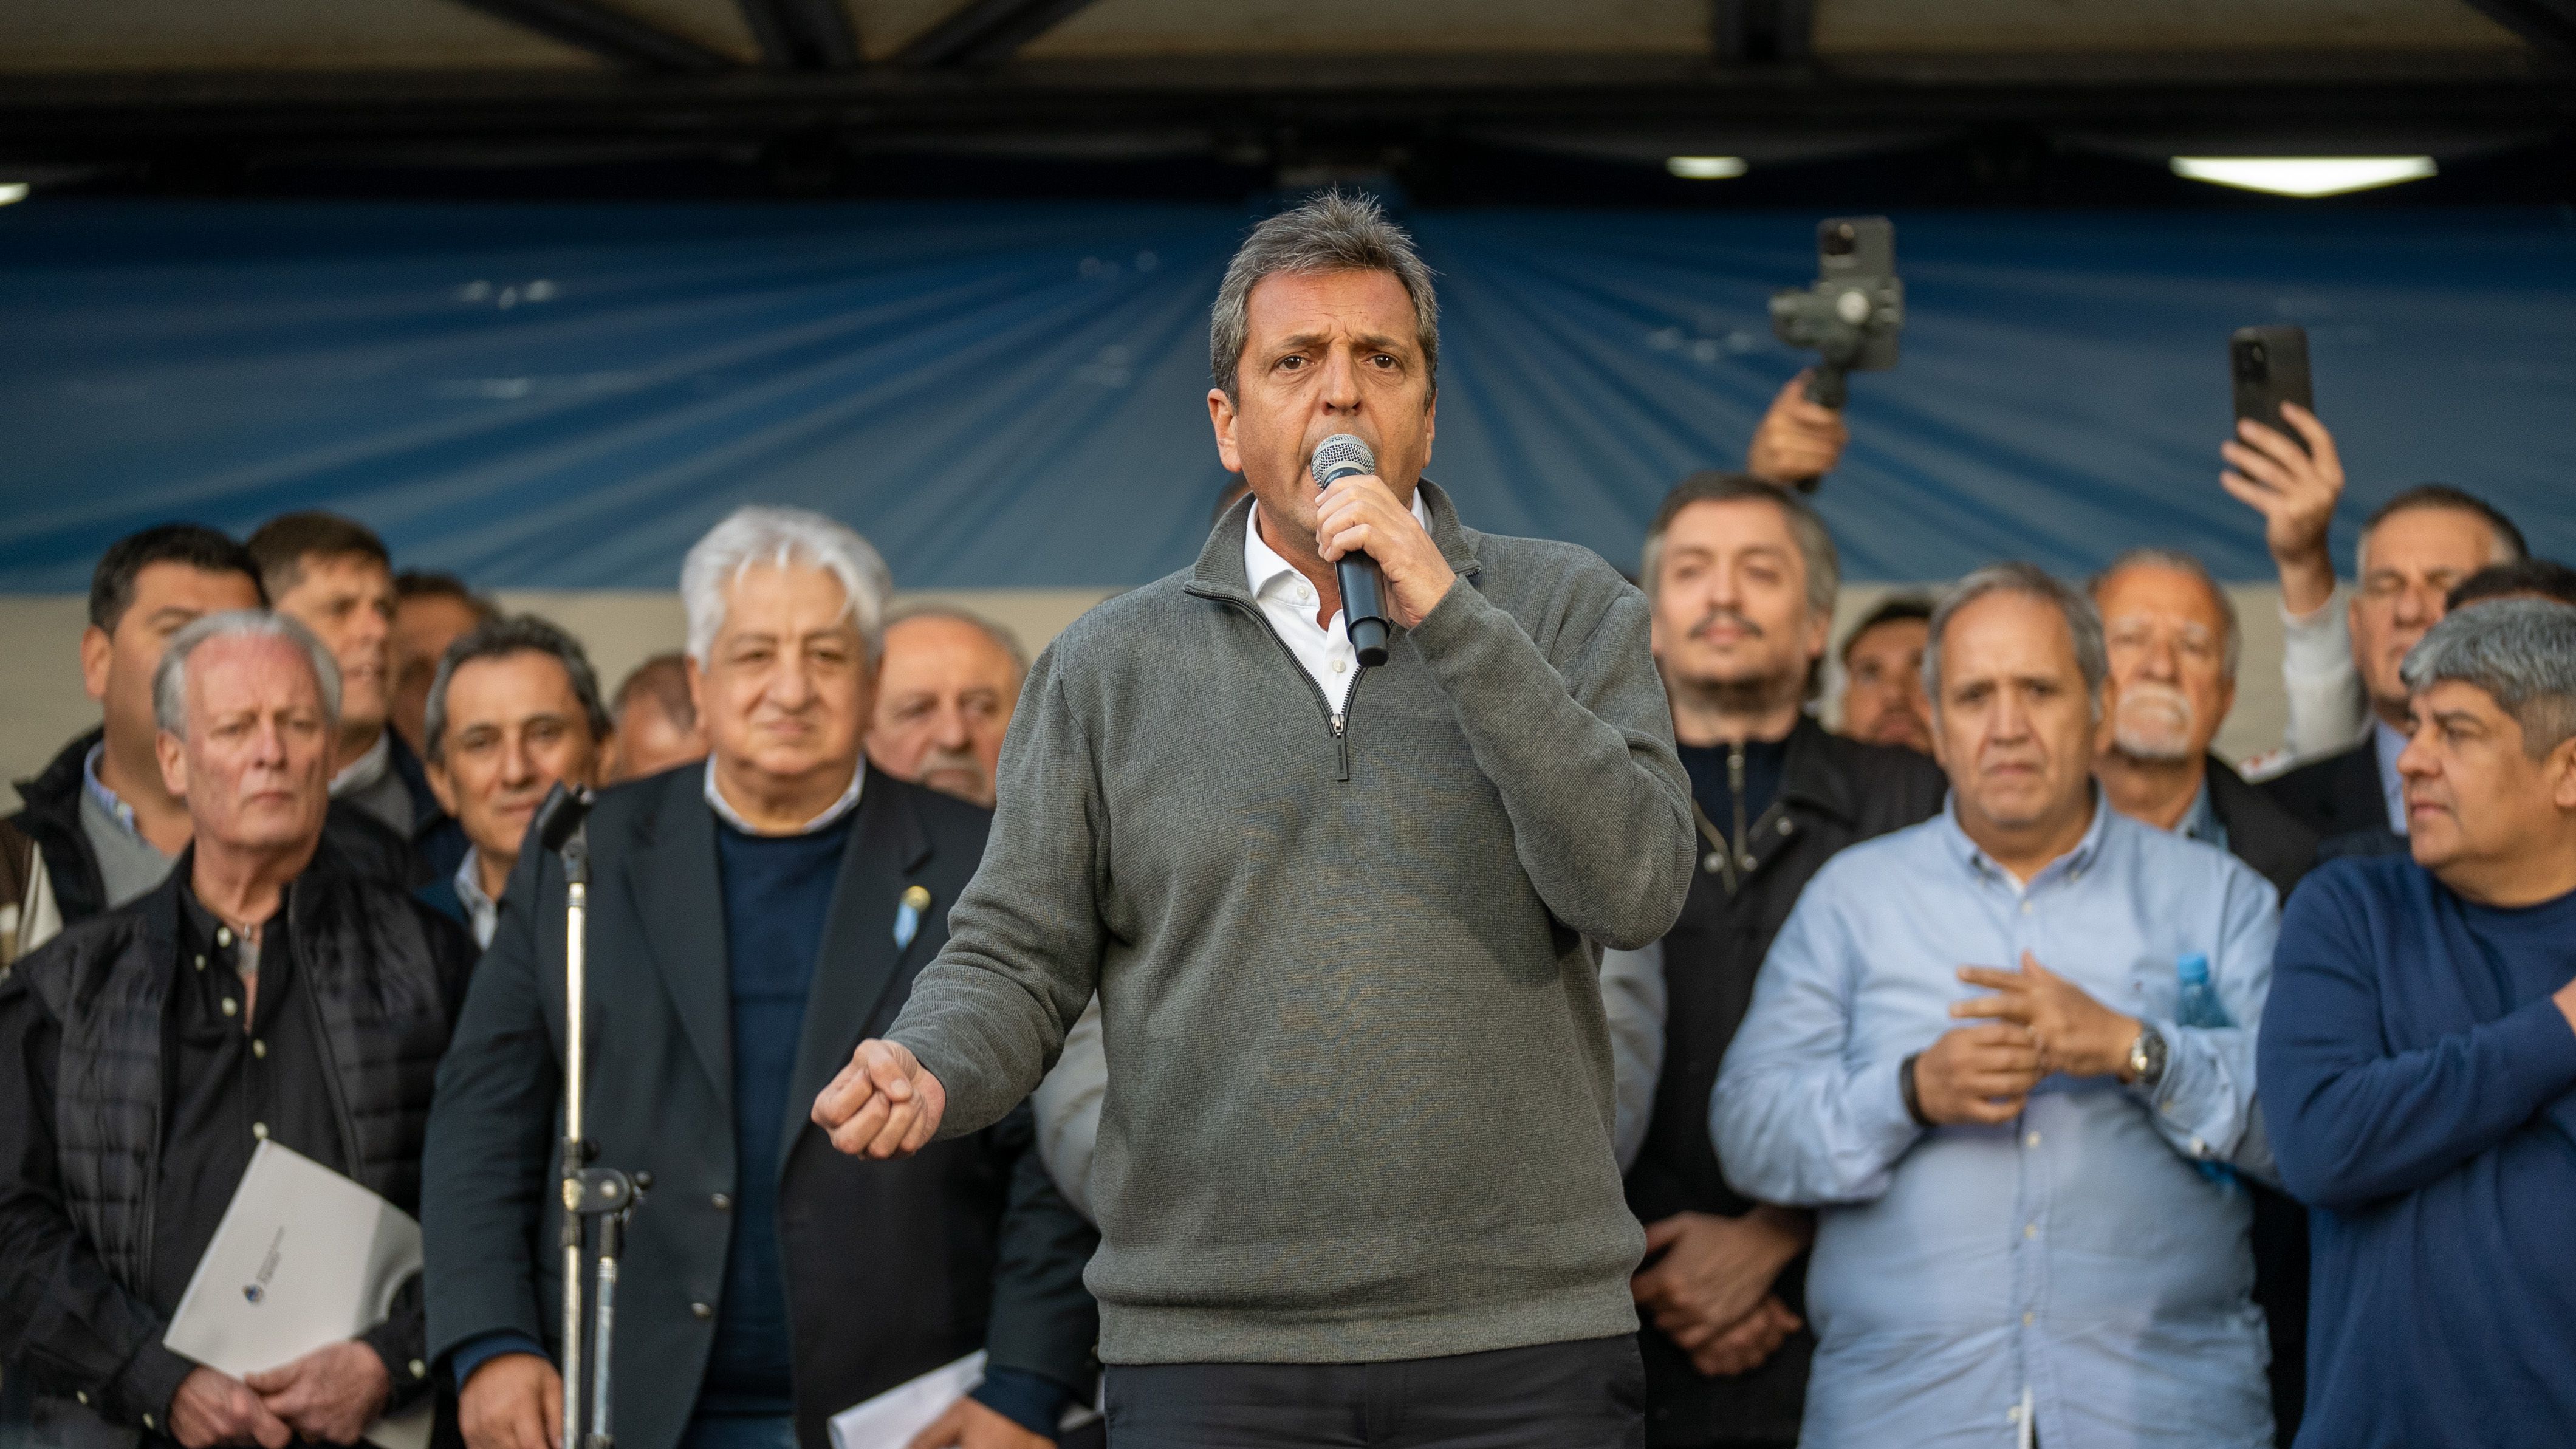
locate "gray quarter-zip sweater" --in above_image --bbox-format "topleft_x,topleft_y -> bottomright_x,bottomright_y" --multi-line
887,481 -> 1696,1365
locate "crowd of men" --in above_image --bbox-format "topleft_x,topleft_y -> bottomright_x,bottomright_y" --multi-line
3,190 -> 2573,1449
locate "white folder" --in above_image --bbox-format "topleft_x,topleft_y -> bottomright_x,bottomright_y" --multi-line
162,1140 -> 433,1449
826,1352 -> 984,1449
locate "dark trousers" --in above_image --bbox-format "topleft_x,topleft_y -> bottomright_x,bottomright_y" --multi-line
1103,1335 -> 1644,1448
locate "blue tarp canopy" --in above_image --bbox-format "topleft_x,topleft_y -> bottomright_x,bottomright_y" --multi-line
3,200 -> 2569,591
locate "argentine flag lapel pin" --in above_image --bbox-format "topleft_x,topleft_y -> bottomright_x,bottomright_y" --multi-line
894,885 -> 932,952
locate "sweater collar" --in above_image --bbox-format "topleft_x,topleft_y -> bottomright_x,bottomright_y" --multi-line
1190,477 -> 1481,605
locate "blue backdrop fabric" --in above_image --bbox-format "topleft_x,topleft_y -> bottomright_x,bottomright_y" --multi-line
2,200 -> 2569,592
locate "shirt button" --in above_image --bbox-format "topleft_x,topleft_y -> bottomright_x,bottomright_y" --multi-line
2023,1311 -> 2035,1326
2007,1404 -> 2021,1423
2024,1131 -> 2041,1148
410,1360 -> 428,1380
194,955 -> 207,971
253,1122 -> 269,1140
143,1414 -> 155,1430
2023,1222 -> 2038,1239
1297,586 -> 1312,603
252,1040 -> 267,1060
75,1392 -> 89,1406
1776,817 -> 1793,835
216,927 -> 233,947
2191,1136 -> 2208,1157
711,1193 -> 732,1211
2019,900 -> 2035,916
1331,659 -> 1346,673
221,998 -> 238,1018
691,1301 -> 714,1320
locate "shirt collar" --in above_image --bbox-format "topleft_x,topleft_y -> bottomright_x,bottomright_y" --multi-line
1244,490 -> 1436,614
330,730 -> 392,797
452,848 -> 500,947
81,741 -> 142,838
1935,784 -> 2112,891
2373,718 -> 2410,835
702,755 -> 865,837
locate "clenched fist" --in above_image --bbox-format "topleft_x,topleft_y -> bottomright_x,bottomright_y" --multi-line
812,1038 -> 947,1159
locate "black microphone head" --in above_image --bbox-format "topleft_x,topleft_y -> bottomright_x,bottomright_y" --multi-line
1310,433 -> 1376,490
533,781 -> 596,854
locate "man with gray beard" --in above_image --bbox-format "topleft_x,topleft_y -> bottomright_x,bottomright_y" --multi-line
2088,547 -> 2316,1440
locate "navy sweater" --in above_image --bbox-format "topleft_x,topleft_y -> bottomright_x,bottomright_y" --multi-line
2261,855 -> 2576,1447
702,818 -> 851,1412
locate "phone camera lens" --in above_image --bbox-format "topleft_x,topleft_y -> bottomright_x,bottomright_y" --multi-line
2246,343 -> 2267,366
1821,222 -> 1857,256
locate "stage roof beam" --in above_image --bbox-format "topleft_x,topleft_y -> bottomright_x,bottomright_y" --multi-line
1713,0 -> 1814,65
739,0 -> 861,69
447,0 -> 735,73
899,0 -> 1107,68
2459,0 -> 2576,60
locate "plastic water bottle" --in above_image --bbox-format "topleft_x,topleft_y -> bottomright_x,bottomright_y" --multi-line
2173,953 -> 2236,1191
2176,953 -> 2228,1030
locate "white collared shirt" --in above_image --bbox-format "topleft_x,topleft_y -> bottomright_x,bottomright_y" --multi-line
452,847 -> 501,950
1244,491 -> 1433,716
702,756 -> 864,837
330,729 -> 392,797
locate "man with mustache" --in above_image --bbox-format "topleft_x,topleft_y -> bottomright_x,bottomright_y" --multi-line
864,606 -> 1026,810
1716,563 -> 2281,1449
417,616 -> 615,948
2088,548 -> 2318,1440
2262,600 -> 2576,1447
1622,473 -> 1944,1449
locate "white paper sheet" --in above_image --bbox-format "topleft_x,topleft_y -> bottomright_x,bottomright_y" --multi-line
162,1140 -> 433,1449
827,1351 -> 984,1449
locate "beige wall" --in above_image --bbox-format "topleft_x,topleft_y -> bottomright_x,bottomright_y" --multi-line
1,581 -> 2294,811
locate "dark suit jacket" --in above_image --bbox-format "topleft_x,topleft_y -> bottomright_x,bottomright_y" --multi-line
421,764 -> 1096,1449
2204,754 -> 2317,901
2259,736 -> 2388,843
2202,753 -> 2320,1447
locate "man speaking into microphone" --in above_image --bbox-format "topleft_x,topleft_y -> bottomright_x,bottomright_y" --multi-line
812,190 -> 1696,1447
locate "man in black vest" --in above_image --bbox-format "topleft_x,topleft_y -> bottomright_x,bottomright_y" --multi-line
0,609 -> 474,1448
423,507 -> 1096,1449
1623,474 -> 1944,1449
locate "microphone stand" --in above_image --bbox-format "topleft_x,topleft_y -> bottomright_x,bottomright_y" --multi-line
536,785 -> 640,1449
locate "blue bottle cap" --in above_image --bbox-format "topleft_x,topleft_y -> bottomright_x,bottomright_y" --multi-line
2178,952 -> 2210,982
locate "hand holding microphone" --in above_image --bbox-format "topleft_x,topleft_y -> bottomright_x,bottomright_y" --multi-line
1308,433 -> 1458,661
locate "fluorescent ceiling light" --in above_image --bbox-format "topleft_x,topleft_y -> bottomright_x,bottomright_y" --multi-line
2169,156 -> 2437,198
1667,156 -> 1748,180
0,183 -> 27,206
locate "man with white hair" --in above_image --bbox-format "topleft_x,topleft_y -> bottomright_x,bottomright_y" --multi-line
0,611 -> 474,1449
2263,599 -> 2576,1446
423,507 -> 1098,1449
1714,563 -> 2281,1449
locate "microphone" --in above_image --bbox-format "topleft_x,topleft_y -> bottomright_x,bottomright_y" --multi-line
1309,433 -> 1392,666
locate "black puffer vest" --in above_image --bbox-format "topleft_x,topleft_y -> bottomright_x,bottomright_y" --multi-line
15,848 -> 468,1290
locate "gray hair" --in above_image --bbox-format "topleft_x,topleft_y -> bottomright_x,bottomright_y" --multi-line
1640,472 -> 1840,620
681,505 -> 894,667
1925,562 -> 2109,714
153,609 -> 341,739
423,614 -> 615,765
2088,547 -> 2242,679
2399,598 -> 2576,757
883,601 -> 1030,683
1210,189 -> 1440,401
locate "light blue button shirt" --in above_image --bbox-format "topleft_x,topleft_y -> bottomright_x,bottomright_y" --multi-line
1712,796 -> 2281,1449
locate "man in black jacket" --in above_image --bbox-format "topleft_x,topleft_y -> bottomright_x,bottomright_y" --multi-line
10,526 -> 417,950
0,609 -> 474,1449
1624,473 -> 1947,1449
2086,547 -> 2318,1441
423,507 -> 1095,1449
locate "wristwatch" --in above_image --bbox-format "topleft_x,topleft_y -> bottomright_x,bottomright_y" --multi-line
2126,1022 -> 2169,1089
